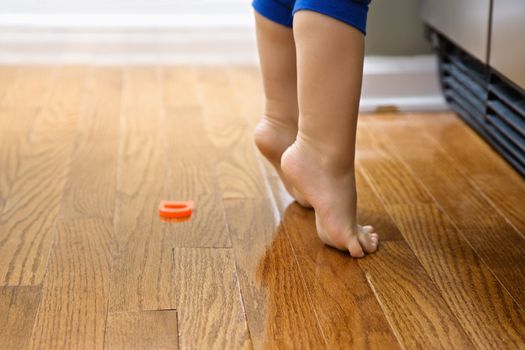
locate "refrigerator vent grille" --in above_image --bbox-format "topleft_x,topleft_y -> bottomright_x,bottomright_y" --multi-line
434,32 -> 525,176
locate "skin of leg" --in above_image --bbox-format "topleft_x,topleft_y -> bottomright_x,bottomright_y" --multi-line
281,10 -> 378,257
253,11 -> 310,206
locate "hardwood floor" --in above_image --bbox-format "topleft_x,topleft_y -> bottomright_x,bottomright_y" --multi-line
0,65 -> 524,349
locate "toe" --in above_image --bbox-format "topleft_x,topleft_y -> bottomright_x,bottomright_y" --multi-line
360,225 -> 374,234
347,237 -> 365,258
359,231 -> 379,254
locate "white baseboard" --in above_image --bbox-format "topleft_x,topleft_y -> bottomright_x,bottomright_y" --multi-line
361,56 -> 448,112
0,15 -> 447,111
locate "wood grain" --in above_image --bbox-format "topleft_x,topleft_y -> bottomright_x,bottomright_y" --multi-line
389,204 -> 525,349
227,66 -> 264,128
359,241 -> 475,349
1,66 -> 524,349
282,203 -> 400,349
0,68 -> 55,212
196,67 -> 267,199
59,67 -> 122,220
355,169 -> 404,241
105,310 -> 179,350
378,122 -> 525,308
0,286 -> 41,349
359,153 -> 474,349
28,219 -> 112,349
0,108 -> 39,211
164,163 -> 231,247
0,66 -> 56,108
356,127 -> 433,205
0,66 -> 87,286
109,67 -> 175,312
415,114 -> 525,241
163,98 -> 230,247
354,152 -> 473,348
359,124 -> 525,348
224,199 -> 326,349
174,247 -> 251,349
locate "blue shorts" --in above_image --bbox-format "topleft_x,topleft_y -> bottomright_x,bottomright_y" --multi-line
252,0 -> 371,35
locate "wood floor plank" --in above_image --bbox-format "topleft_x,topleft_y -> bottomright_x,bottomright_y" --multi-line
26,68 -> 122,349
0,67 -> 56,212
355,169 -> 404,242
359,241 -> 475,350
28,219 -> 112,350
414,114 -> 525,241
356,125 -> 434,206
358,155 -> 474,349
215,131 -> 268,199
195,67 -> 250,148
0,66 -> 19,102
359,125 -> 525,348
109,66 -> 176,312
196,67 -> 267,199
163,66 -> 200,109
163,100 -> 230,247
0,108 -> 39,211
388,204 -> 525,349
408,113 -> 516,176
282,203 -> 401,349
376,121 -> 525,308
467,172 -> 525,236
0,66 -> 87,286
227,66 -> 264,128
0,286 -> 42,350
164,106 -> 212,150
0,66 -> 56,108
164,149 -> 230,248
174,247 -> 251,349
105,310 -> 179,350
59,67 -> 122,220
224,199 -> 326,349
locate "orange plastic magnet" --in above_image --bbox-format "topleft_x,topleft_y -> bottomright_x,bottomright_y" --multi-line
159,200 -> 194,219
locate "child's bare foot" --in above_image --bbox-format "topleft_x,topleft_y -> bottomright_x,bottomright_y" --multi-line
281,138 -> 379,257
254,116 -> 311,207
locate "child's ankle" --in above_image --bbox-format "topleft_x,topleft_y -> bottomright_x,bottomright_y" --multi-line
295,134 -> 355,175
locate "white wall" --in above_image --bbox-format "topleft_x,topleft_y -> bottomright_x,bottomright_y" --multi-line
0,0 -> 250,14
0,0 -> 253,28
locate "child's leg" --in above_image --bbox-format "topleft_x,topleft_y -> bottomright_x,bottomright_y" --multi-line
253,11 -> 310,206
282,10 -> 378,257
